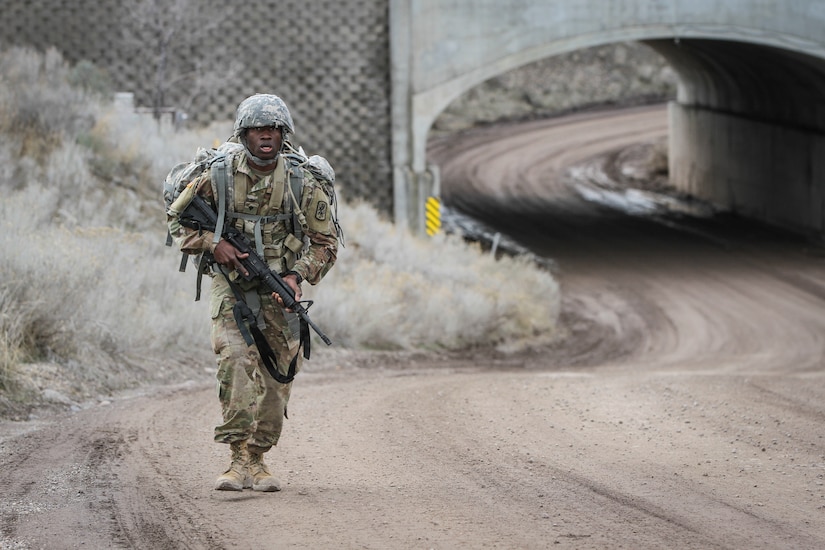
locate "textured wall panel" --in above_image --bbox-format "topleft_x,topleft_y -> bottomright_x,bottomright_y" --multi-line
0,0 -> 393,212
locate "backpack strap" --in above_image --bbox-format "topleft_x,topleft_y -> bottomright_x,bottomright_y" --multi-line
287,160 -> 304,246
194,254 -> 211,301
211,155 -> 230,246
186,153 -> 231,301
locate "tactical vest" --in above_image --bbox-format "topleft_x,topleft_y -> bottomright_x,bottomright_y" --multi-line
209,151 -> 310,384
212,152 -> 306,279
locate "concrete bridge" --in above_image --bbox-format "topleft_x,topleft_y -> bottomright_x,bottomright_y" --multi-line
6,0 -> 825,237
391,0 -> 825,238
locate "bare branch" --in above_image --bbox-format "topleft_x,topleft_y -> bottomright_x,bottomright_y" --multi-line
120,0 -> 234,122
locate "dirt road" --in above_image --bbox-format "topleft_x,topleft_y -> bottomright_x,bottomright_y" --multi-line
3,105 -> 825,549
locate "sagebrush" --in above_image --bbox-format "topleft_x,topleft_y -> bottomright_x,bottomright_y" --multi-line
0,47 -> 560,416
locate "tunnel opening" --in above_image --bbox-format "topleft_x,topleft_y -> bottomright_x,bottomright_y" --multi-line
430,41 -> 677,138
427,41 -> 678,255
646,39 -> 825,134
429,38 -> 825,243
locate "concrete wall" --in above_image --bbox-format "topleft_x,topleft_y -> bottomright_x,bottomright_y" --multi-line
670,104 -> 825,236
0,0 -> 393,213
394,0 -> 825,143
650,38 -> 825,237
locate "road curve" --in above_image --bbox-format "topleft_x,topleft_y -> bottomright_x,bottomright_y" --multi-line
431,105 -> 825,376
2,105 -> 825,549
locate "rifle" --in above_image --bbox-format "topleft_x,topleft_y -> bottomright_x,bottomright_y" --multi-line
179,193 -> 332,348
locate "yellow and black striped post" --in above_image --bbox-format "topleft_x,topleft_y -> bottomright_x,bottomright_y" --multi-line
425,196 -> 441,236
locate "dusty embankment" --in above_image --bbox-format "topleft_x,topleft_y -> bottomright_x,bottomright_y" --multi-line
2,105 -> 825,550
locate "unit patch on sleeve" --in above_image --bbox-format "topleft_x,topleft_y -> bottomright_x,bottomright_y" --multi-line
315,201 -> 328,221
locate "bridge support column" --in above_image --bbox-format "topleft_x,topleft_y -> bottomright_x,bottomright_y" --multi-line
390,0 -> 444,236
393,164 -> 440,235
669,102 -> 825,238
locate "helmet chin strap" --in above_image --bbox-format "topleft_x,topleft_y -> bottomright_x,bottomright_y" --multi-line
239,131 -> 280,168
245,149 -> 279,168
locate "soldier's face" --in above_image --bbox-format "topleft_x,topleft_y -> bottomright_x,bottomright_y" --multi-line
246,126 -> 283,162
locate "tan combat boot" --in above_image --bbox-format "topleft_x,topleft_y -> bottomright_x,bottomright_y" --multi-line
214,441 -> 249,491
247,447 -> 281,492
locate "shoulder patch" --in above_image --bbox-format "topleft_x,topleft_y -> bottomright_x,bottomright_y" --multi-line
315,201 -> 328,221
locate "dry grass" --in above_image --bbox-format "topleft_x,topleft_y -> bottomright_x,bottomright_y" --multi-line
0,47 -> 560,417
310,201 -> 559,350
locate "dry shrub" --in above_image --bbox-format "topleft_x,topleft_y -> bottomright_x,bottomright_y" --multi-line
0,46 -> 561,414
0,284 -> 30,393
308,201 -> 560,350
0,185 -> 211,400
0,47 -> 103,162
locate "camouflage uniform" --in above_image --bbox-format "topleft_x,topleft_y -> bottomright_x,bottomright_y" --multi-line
167,94 -> 338,469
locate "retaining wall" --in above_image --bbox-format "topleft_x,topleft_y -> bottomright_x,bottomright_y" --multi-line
0,0 -> 393,211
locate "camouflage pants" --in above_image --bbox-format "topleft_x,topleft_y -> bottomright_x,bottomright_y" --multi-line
209,277 -> 300,451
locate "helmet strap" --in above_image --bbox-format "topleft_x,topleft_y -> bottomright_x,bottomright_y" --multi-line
245,149 -> 279,169
239,129 -> 282,169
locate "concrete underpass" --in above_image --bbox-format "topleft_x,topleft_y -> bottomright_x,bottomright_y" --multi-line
391,0 -> 825,238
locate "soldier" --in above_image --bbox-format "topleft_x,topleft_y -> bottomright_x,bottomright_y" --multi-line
167,94 -> 339,491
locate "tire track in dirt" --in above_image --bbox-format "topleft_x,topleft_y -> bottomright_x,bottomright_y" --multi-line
428,104 -> 825,548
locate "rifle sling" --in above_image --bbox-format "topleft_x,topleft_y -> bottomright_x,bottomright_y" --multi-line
217,265 -> 304,384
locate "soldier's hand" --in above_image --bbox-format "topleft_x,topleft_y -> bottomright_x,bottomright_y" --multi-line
213,239 -> 249,276
274,274 -> 302,311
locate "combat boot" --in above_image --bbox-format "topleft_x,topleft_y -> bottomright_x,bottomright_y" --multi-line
214,441 -> 250,491
247,447 -> 281,492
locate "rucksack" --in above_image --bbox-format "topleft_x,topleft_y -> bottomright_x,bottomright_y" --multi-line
163,142 -> 243,284
163,141 -> 242,235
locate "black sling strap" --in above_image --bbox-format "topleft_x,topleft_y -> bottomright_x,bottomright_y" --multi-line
209,153 -> 310,384
216,266 -> 301,384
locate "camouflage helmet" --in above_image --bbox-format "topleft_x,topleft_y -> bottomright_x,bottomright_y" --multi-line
233,94 -> 294,136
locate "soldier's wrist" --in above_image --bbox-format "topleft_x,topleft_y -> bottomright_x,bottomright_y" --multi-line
208,235 -> 221,253
284,270 -> 303,284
